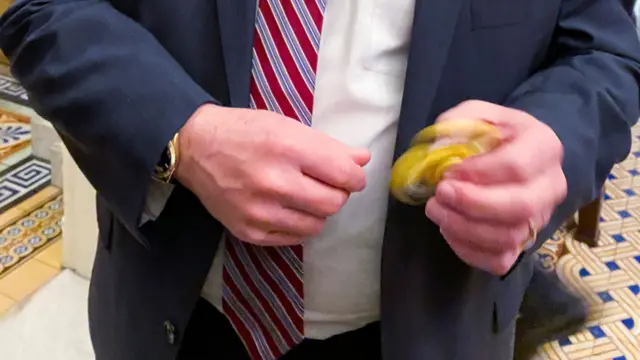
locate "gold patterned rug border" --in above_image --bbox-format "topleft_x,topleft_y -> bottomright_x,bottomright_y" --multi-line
0,107 -> 29,125
0,139 -> 30,164
0,186 -> 61,230
0,236 -> 61,281
0,193 -> 63,277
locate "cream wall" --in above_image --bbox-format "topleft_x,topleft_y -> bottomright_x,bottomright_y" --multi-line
61,146 -> 98,280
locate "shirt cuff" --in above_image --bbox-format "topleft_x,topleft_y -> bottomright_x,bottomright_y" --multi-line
140,179 -> 174,225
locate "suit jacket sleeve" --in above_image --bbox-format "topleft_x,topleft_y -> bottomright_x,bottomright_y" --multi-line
505,0 -> 640,247
0,0 -> 217,239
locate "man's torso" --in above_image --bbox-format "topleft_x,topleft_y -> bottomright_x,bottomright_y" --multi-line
201,0 -> 415,339
90,0 -> 561,359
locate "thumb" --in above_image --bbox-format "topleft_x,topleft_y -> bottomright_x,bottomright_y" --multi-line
348,147 -> 371,167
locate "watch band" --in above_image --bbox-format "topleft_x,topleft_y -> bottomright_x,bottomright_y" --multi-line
153,132 -> 180,183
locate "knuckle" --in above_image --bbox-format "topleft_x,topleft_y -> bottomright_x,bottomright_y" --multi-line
453,185 -> 474,208
518,196 -> 538,219
255,168 -> 288,196
306,218 -> 326,236
505,226 -> 525,248
268,141 -> 285,156
502,158 -> 529,181
292,212 -> 325,236
332,160 -> 357,190
267,179 -> 289,198
244,204 -> 270,224
492,257 -> 513,276
338,160 -> 354,185
269,135 -> 296,156
238,227 -> 267,244
320,192 -> 349,215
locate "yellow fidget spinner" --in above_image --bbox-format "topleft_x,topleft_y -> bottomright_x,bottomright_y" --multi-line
390,118 -> 502,205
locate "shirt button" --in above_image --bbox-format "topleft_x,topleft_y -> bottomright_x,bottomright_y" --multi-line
163,320 -> 177,345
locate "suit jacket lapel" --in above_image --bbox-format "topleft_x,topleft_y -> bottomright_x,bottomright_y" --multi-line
382,2 -> 466,356
394,0 -> 465,157
217,0 -> 256,107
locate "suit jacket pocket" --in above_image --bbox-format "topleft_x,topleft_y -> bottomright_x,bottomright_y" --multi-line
493,254 -> 534,333
471,0 -> 558,30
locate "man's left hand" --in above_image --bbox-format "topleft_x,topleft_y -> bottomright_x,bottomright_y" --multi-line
425,100 -> 567,276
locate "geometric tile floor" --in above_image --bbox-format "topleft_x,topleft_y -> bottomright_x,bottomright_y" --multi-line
533,124 -> 640,359
0,73 -> 62,316
0,73 -> 29,106
0,189 -> 62,275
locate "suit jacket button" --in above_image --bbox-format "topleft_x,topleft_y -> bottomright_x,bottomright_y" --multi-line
163,320 -> 177,345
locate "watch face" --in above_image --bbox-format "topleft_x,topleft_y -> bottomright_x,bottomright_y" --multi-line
159,146 -> 171,170
152,147 -> 169,180
154,142 -> 178,182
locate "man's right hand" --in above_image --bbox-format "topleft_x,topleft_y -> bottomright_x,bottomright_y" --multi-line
174,104 -> 371,246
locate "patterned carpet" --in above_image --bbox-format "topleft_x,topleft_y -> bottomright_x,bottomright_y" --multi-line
533,125 -> 640,359
0,75 -> 61,278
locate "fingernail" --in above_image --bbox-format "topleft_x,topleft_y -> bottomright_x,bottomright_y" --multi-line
425,200 -> 442,225
425,200 -> 435,219
437,182 -> 457,204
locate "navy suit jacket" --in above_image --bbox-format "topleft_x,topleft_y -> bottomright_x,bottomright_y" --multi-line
1,0 -> 639,359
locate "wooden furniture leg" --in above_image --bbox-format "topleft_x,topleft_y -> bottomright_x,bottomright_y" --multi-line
573,189 -> 604,248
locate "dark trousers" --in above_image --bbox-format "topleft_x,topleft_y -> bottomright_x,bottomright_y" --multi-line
177,298 -> 382,360
520,258 -> 579,322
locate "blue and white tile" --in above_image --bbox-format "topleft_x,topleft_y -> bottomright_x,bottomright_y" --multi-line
0,75 -> 28,106
536,125 -> 640,359
0,157 -> 51,213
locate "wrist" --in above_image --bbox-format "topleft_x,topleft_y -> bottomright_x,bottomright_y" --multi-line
174,103 -> 222,184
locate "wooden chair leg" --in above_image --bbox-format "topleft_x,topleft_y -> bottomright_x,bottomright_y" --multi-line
573,189 -> 603,247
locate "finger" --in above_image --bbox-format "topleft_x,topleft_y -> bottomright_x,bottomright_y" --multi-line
426,198 -> 527,254
282,176 -> 350,218
447,130 -> 561,184
247,230 -> 305,246
262,232 -> 308,246
348,147 -> 372,167
436,100 -> 563,185
254,166 -> 350,218
437,100 -> 524,130
298,147 -> 368,193
248,205 -> 326,239
441,229 -> 521,276
229,226 -> 305,247
435,169 -> 565,224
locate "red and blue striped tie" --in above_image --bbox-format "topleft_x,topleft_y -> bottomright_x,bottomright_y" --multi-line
222,0 -> 326,359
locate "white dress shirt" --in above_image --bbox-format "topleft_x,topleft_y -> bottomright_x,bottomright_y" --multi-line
145,0 -> 416,340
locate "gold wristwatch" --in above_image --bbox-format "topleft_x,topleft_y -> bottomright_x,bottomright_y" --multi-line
153,133 -> 180,183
